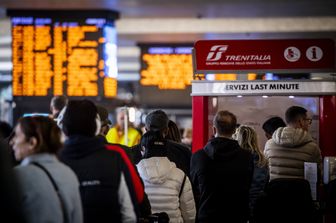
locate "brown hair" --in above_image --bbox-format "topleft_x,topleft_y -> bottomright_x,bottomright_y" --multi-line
213,110 -> 237,136
18,116 -> 62,154
166,120 -> 182,143
234,125 -> 267,167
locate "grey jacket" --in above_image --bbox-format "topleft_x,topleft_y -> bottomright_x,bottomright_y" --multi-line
14,153 -> 83,223
264,127 -> 322,180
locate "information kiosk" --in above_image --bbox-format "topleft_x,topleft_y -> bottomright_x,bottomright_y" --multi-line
191,39 -> 336,157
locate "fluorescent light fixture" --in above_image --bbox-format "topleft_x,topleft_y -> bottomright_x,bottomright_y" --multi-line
0,48 -> 11,58
117,72 -> 140,81
117,46 -> 140,57
117,62 -> 140,71
116,17 -> 336,34
0,62 -> 12,71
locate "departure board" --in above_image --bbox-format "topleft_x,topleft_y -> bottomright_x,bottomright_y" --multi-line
7,10 -> 119,97
139,44 -> 193,90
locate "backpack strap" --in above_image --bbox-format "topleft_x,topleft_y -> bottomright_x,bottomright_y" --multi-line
179,174 -> 187,198
31,162 -> 66,223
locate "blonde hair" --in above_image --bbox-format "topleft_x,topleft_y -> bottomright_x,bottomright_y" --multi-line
234,125 -> 267,167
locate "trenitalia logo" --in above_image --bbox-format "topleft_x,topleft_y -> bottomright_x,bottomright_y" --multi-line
206,45 -> 228,61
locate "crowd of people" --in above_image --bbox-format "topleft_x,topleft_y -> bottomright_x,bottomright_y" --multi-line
0,96 -> 335,223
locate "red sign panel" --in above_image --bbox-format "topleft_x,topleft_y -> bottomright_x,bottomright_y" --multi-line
194,39 -> 335,72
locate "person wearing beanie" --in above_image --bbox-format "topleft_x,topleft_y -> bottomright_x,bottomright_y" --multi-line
132,110 -> 192,177
137,131 -> 196,223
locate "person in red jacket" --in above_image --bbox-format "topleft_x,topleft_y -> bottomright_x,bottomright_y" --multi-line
58,99 -> 144,223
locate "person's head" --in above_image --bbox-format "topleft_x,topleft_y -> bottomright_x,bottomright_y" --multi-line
262,116 -> 286,139
182,128 -> 192,146
96,105 -> 111,136
233,125 -> 267,167
0,121 -> 12,140
166,120 -> 182,143
116,107 -> 128,130
145,110 -> 169,136
61,99 -> 100,137
285,106 -> 311,131
213,110 -> 237,137
10,116 -> 62,161
50,95 -> 68,119
140,130 -> 167,158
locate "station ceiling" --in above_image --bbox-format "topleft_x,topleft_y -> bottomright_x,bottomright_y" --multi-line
0,0 -> 336,18
0,0 -> 336,81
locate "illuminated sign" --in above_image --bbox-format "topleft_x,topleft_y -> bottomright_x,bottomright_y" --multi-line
194,39 -> 335,73
7,10 -> 119,97
139,44 -> 193,90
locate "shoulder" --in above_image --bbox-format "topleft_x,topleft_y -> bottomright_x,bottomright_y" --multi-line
129,127 -> 141,135
167,140 -> 191,155
14,165 -> 35,177
14,165 -> 45,189
106,126 -> 118,136
191,149 -> 207,163
169,165 -> 185,181
104,144 -> 130,159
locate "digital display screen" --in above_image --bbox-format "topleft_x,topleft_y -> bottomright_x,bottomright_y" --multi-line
139,44 -> 193,90
7,10 -> 119,97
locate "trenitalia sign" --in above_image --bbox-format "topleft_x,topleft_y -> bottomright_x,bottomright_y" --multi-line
193,39 -> 335,73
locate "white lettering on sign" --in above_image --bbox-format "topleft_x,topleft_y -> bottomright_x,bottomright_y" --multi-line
192,81 -> 336,96
213,82 -> 302,94
225,55 -> 271,61
205,44 -> 272,65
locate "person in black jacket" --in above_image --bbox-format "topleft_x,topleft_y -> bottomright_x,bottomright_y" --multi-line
131,110 -> 191,177
58,99 -> 143,223
190,110 -> 254,223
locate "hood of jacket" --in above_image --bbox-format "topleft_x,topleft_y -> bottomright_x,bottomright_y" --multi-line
203,137 -> 242,161
137,157 -> 174,184
272,127 -> 313,147
60,135 -> 105,158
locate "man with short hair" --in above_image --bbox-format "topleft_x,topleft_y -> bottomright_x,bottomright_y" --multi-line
264,106 -> 322,180
190,110 -> 254,223
50,95 -> 68,119
58,100 -> 143,223
132,110 -> 191,176
262,116 -> 286,140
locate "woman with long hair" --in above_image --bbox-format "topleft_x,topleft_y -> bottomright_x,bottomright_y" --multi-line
233,125 -> 269,221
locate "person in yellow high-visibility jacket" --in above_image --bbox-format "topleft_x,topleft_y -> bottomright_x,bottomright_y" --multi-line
106,108 -> 141,147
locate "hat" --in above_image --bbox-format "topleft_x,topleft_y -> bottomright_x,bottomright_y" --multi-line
145,110 -> 169,131
141,130 -> 167,158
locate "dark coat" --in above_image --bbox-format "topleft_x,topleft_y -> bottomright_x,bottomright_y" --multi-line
59,135 -> 140,223
249,153 -> 269,213
132,139 -> 192,177
253,178 -> 318,223
190,137 -> 254,223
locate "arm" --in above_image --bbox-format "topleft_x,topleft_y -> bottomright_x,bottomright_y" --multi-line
190,152 -> 201,211
179,177 -> 196,223
118,172 -> 137,223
